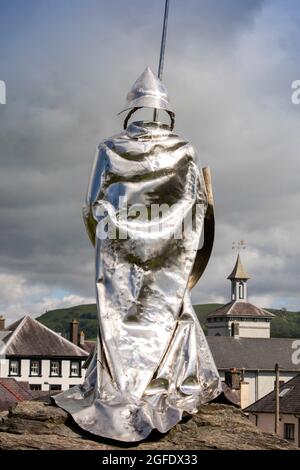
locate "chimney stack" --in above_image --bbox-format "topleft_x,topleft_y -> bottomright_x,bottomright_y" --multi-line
240,381 -> 250,409
0,316 -> 5,330
79,330 -> 85,347
70,319 -> 79,345
225,368 -> 241,390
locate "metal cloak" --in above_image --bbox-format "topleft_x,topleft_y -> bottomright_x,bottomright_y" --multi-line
54,70 -> 221,442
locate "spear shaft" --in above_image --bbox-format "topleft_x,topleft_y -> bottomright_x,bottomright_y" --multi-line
153,0 -> 170,122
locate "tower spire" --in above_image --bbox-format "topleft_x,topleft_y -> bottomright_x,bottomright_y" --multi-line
228,253 -> 250,302
227,253 -> 250,281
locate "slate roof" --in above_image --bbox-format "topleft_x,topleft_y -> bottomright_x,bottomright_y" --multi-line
207,301 -> 275,319
245,374 -> 300,414
81,341 -> 96,354
2,315 -> 89,358
0,378 -> 32,411
207,336 -> 300,371
227,254 -> 250,280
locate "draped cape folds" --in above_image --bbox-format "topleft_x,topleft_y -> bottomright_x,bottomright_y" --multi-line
54,121 -> 221,442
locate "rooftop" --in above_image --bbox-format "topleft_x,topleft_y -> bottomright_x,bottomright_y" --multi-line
245,373 -> 300,414
2,315 -> 89,358
0,378 -> 32,411
227,254 -> 250,280
207,301 -> 275,319
207,336 -> 300,371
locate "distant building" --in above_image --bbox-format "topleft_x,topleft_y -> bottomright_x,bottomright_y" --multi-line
207,336 -> 300,406
0,315 -> 88,392
205,254 -> 300,406
245,374 -> 300,447
207,254 -> 274,338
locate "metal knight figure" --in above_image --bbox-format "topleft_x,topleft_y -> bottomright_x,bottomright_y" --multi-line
54,67 -> 221,442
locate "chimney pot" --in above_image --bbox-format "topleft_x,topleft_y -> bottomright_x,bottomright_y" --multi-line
0,316 -> 5,330
79,330 -> 85,347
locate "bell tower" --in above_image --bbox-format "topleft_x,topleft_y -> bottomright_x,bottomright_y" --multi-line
227,254 -> 250,302
207,241 -> 275,338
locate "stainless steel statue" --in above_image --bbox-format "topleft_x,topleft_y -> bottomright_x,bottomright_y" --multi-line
54,67 -> 221,442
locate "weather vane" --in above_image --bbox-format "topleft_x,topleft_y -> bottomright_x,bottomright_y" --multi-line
232,239 -> 247,252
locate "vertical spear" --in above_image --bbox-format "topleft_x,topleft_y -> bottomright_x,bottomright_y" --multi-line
275,363 -> 280,435
153,0 -> 170,122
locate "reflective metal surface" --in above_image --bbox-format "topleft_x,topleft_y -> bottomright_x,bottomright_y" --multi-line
54,70 -> 221,442
54,119 -> 221,442
119,67 -> 173,115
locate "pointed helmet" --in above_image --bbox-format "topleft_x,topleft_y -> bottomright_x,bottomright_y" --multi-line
119,66 -> 174,115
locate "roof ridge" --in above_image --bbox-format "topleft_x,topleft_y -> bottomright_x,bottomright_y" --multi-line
244,373 -> 300,413
27,316 -> 88,356
4,315 -> 88,357
207,301 -> 234,317
227,301 -> 236,316
4,316 -> 23,331
260,307 -> 276,317
2,316 -> 27,354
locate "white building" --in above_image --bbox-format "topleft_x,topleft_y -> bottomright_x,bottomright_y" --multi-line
207,254 -> 274,338
0,315 -> 88,392
245,374 -> 300,448
205,254 -> 300,407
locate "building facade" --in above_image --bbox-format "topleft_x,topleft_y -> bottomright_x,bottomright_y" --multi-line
0,316 -> 88,392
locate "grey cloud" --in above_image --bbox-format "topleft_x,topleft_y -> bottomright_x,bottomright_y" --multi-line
0,0 -> 299,318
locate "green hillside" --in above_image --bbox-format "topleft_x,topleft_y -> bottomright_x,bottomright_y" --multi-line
268,308 -> 300,338
37,304 -> 98,340
37,303 -> 300,340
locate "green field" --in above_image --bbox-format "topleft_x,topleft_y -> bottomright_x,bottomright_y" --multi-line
37,303 -> 300,340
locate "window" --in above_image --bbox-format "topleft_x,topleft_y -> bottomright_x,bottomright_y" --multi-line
238,282 -> 244,299
70,360 -> 81,377
30,359 -> 41,377
284,423 -> 295,440
30,384 -> 41,391
50,360 -> 61,377
9,359 -> 21,376
230,322 -> 239,337
50,384 -> 62,391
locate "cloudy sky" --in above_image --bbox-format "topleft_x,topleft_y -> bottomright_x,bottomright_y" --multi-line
0,0 -> 299,322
